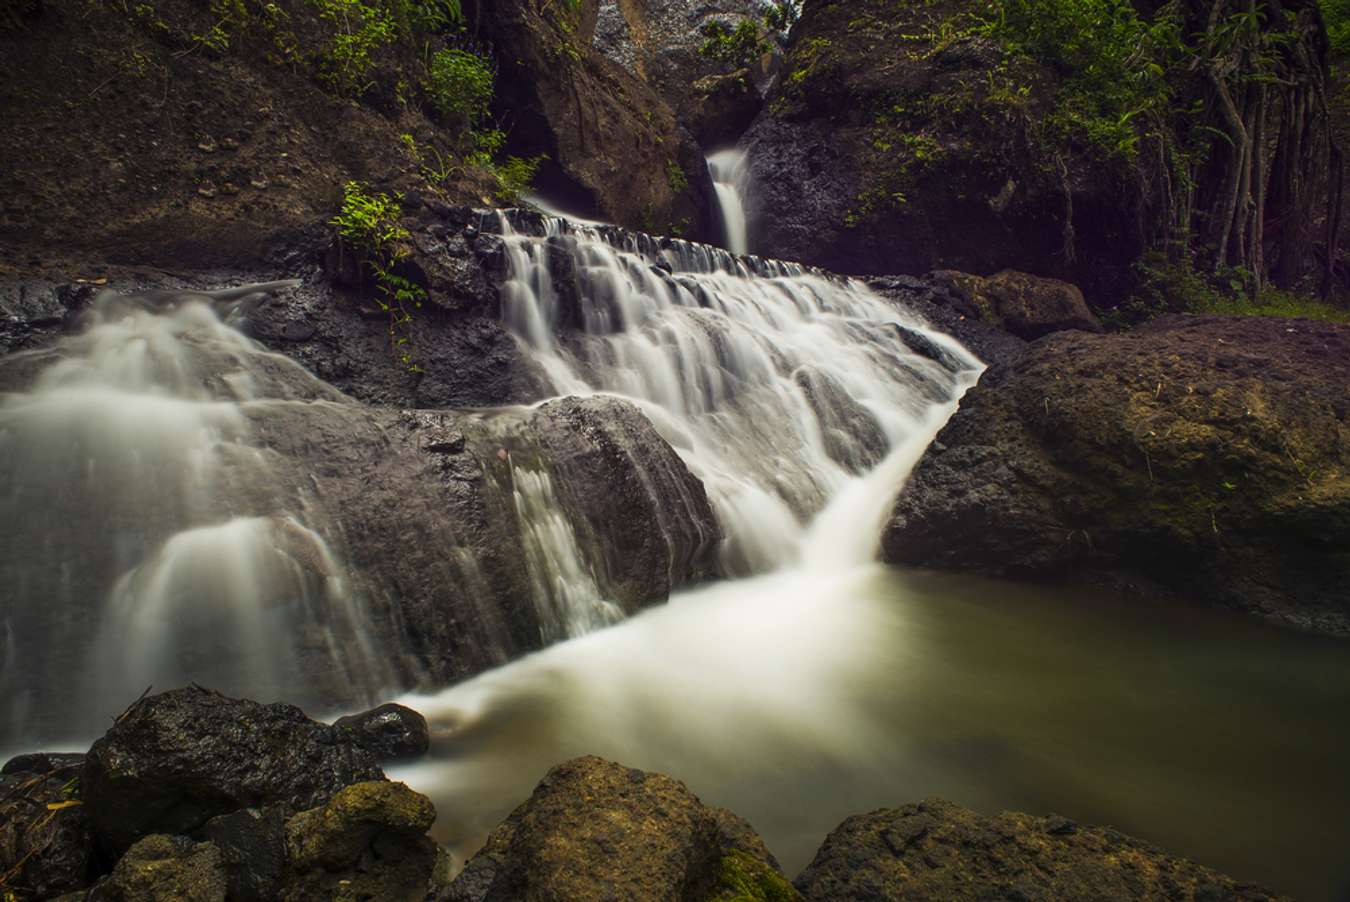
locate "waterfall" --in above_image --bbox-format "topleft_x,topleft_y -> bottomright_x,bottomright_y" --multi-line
707,149 -> 749,255
489,209 -> 981,574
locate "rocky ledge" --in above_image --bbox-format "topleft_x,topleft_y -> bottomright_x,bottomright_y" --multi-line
1,687 -> 1288,901
883,314 -> 1350,634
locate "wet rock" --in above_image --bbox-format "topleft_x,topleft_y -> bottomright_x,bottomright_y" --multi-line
283,781 -> 439,902
96,834 -> 228,902
332,703 -> 431,762
199,806 -> 287,901
930,269 -> 1103,339
794,365 -> 888,473
82,686 -> 384,854
794,798 -> 1286,901
443,755 -> 798,902
0,753 -> 94,899
529,396 -> 723,609
867,274 -> 1027,368
883,315 -> 1350,634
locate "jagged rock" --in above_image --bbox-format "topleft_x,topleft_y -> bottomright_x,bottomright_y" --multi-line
283,781 -> 439,902
794,798 -> 1286,901
199,807 -> 287,901
883,315 -> 1350,634
0,753 -> 94,899
95,834 -> 228,902
468,0 -> 717,238
442,755 -> 799,902
929,269 -> 1103,339
82,687 -> 384,854
332,703 -> 431,762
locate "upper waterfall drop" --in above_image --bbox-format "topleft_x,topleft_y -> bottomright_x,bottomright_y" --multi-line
707,149 -> 749,256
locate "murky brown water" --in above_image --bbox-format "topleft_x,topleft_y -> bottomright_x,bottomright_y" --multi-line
398,566 -> 1350,901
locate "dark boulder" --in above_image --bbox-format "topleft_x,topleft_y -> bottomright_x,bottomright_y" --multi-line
442,755 -> 799,902
795,798 -> 1286,901
866,274 -> 1028,368
199,807 -> 287,901
82,687 -> 384,854
883,315 -> 1350,634
332,703 -> 431,762
0,752 -> 94,899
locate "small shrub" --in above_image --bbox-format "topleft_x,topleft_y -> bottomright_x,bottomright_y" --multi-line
495,155 -> 543,203
665,159 -> 689,194
700,18 -> 767,69
425,47 -> 494,123
330,181 -> 408,255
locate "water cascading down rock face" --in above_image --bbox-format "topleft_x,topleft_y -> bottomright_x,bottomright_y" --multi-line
0,214 -> 981,749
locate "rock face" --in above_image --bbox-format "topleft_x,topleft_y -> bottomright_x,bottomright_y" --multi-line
443,755 -> 799,902
82,687 -> 385,854
97,834 -> 229,902
742,0 -> 1143,303
883,315 -> 1350,634
794,798 -> 1287,901
470,0 -> 717,238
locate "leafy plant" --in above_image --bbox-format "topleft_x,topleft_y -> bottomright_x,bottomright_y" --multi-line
761,0 -> 801,34
495,155 -> 543,203
331,182 -> 426,370
699,18 -> 768,69
425,47 -> 494,122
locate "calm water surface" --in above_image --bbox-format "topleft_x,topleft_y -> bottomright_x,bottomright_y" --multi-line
399,566 -> 1350,901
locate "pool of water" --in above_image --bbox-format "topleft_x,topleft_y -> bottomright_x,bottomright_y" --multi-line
397,565 -> 1350,901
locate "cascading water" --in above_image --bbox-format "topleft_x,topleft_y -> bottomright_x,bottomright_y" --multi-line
0,292 -> 396,744
490,209 -> 981,573
707,149 -> 749,256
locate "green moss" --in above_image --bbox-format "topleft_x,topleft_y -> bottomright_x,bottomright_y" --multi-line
666,158 -> 689,194
706,850 -> 800,902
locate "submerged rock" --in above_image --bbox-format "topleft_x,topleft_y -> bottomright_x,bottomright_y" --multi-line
794,798 -> 1286,901
883,315 -> 1350,633
82,687 -> 384,854
443,755 -> 799,902
332,703 -> 431,762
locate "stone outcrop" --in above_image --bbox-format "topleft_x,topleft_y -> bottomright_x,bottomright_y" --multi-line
468,0 -> 718,238
883,314 -> 1350,634
794,798 -> 1287,901
928,270 -> 1104,339
442,755 -> 799,902
741,0 -> 1143,304
332,703 -> 431,762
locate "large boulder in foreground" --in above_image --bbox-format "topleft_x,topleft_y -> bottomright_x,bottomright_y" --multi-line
83,687 -> 384,854
443,755 -> 800,902
883,315 -> 1350,633
795,798 -> 1285,901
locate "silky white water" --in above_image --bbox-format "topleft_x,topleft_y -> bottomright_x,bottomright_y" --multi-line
708,149 -> 749,256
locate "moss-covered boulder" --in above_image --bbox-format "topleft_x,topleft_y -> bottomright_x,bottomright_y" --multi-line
282,781 -> 441,902
98,834 -> 229,902
794,798 -> 1287,901
442,755 -> 799,902
883,314 -> 1350,633
929,269 -> 1103,339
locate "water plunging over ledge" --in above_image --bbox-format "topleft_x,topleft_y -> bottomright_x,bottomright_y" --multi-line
707,149 -> 749,256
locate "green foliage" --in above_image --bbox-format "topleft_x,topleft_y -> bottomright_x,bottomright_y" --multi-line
708,851 -> 798,902
700,18 -> 768,69
310,0 -> 396,94
495,155 -> 543,203
1108,253 -> 1350,327
1322,0 -> 1350,55
425,48 -> 494,122
331,182 -> 427,370
666,158 -> 689,194
331,181 -> 408,255
976,0 -> 1183,160
761,0 -> 801,33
